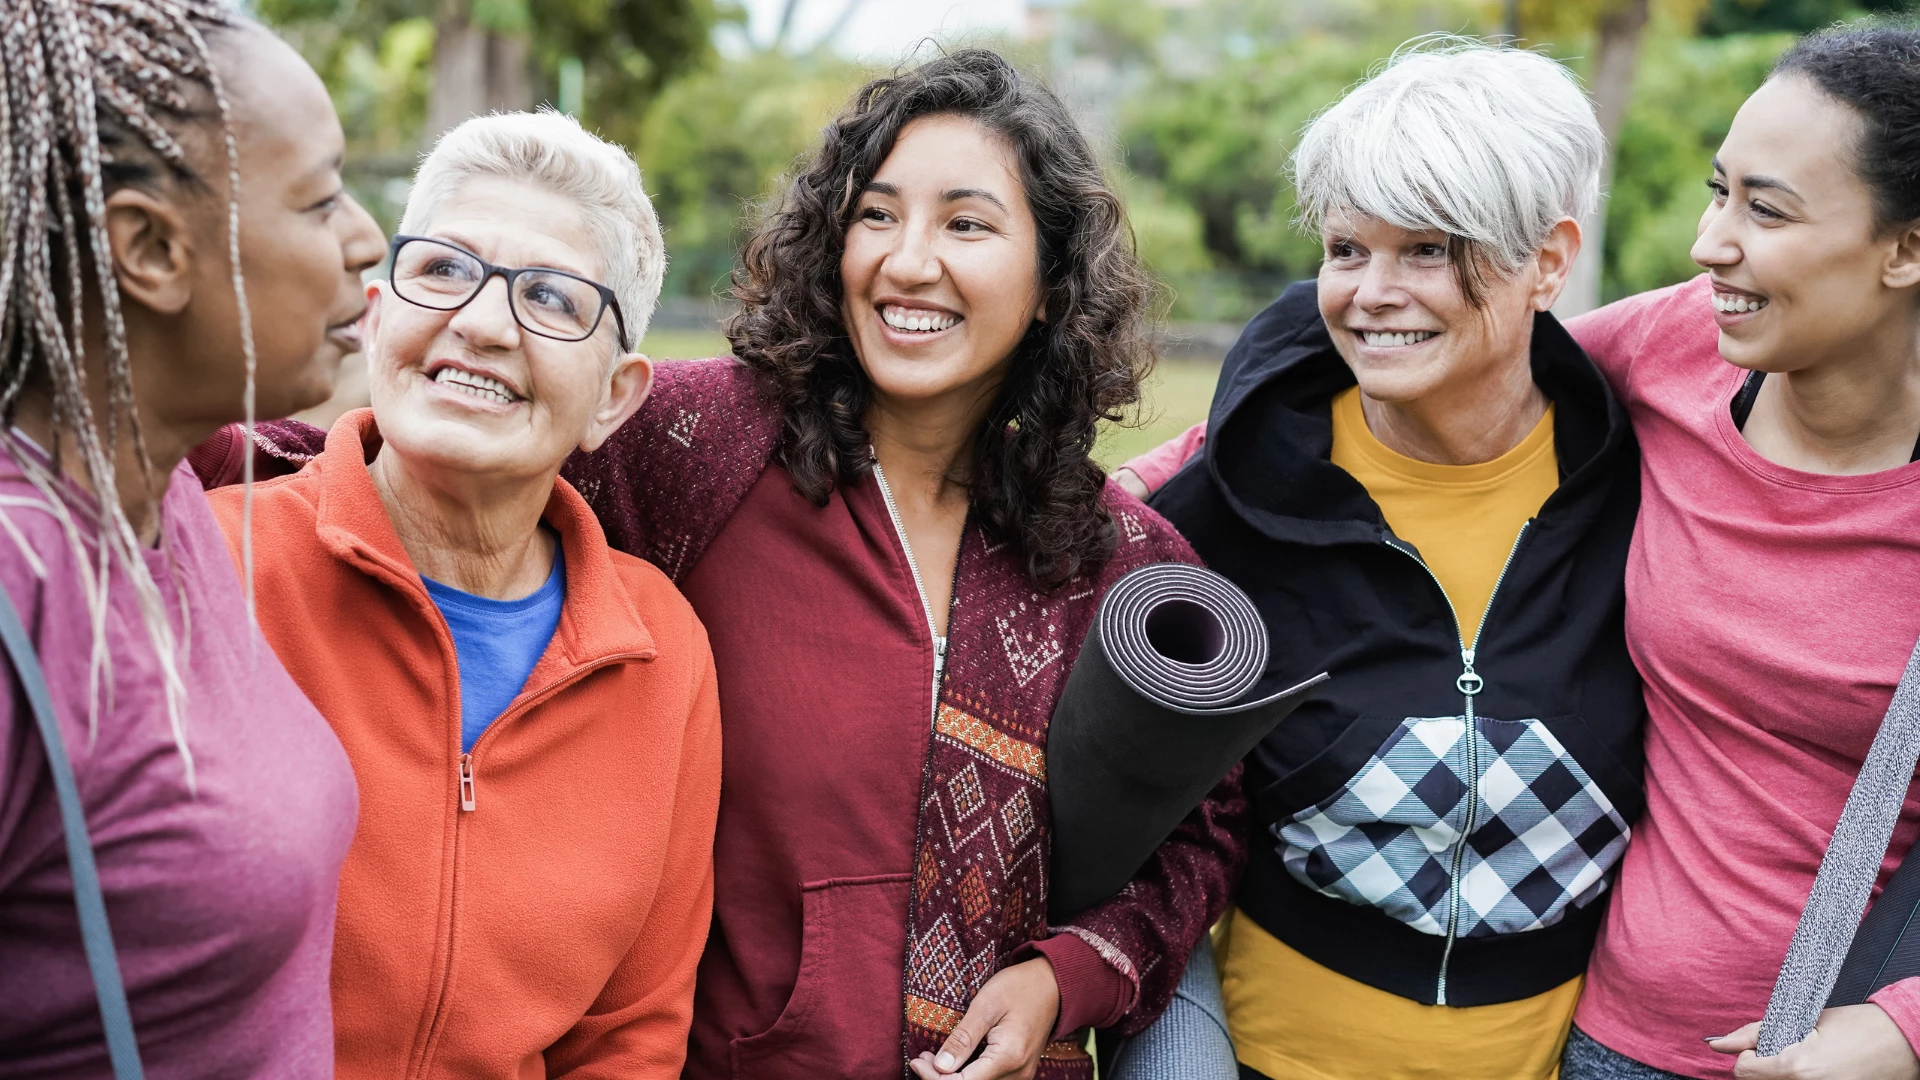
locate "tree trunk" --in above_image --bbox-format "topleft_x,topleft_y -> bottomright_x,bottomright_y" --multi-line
427,0 -> 534,144
1557,0 -> 1649,317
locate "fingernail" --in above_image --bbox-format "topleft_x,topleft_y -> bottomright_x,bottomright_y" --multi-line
935,1052 -> 955,1071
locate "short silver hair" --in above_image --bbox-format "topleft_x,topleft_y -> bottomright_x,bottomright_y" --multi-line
1292,35 -> 1603,281
401,109 -> 665,350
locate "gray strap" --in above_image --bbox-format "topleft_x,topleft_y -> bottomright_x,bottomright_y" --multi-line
1759,635 -> 1920,1055
0,584 -> 145,1078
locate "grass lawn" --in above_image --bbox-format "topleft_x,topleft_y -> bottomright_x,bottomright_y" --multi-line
637,328 -> 732,361
640,326 -> 1223,472
1094,357 -> 1220,470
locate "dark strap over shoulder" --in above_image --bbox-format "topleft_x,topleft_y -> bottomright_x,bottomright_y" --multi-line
0,585 -> 145,1078
1830,815 -> 1920,1006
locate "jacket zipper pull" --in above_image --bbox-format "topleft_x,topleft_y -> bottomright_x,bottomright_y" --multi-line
459,753 -> 476,812
1456,647 -> 1484,699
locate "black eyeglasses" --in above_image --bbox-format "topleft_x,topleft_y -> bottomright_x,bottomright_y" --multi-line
387,235 -> 631,351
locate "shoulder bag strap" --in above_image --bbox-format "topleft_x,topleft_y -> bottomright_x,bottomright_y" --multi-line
0,584 -> 145,1078
1761,634 -> 1920,1054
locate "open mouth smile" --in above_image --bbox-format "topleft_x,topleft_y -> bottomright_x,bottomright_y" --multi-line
426,362 -> 524,406
1357,330 -> 1440,348
1711,290 -> 1769,314
880,303 -> 963,335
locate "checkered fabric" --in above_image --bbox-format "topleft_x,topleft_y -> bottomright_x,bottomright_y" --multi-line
1275,716 -> 1630,938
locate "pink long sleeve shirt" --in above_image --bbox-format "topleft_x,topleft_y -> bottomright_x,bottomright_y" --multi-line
1567,275 -> 1920,1077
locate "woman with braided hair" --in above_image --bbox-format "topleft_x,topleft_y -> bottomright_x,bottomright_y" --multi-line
0,0 -> 384,1074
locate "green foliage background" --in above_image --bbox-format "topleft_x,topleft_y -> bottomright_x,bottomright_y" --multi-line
265,0 -> 1920,323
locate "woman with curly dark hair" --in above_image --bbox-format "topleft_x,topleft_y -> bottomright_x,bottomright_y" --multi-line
213,46 -> 1243,1080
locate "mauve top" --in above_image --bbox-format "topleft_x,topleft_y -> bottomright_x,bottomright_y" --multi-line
0,457 -> 358,1078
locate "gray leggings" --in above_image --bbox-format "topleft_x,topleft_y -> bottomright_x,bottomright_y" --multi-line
1106,936 -> 1239,1080
1559,1027 -> 1696,1080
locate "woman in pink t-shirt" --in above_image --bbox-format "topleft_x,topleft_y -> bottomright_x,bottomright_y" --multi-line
1114,23 -> 1920,1080
1555,24 -> 1920,1080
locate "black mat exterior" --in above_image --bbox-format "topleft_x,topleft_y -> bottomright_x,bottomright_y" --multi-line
1047,562 -> 1326,920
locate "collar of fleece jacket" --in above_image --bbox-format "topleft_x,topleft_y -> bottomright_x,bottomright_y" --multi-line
240,360 -> 1245,1077
555,359 -> 1243,1078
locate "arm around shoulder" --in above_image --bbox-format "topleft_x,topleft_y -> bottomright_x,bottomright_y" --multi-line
1564,275 -> 1706,404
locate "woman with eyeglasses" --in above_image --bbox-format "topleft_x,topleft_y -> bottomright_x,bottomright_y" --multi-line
190,110 -> 723,1079
204,52 -> 1239,1080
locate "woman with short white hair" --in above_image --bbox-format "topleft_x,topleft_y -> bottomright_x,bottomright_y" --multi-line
193,110 -> 724,1078
1109,38 -> 1643,1080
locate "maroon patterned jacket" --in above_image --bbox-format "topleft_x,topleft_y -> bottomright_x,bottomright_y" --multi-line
199,359 -> 1247,1078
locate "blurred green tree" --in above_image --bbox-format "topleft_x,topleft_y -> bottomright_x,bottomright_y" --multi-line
1602,30 -> 1792,298
1700,0 -> 1917,34
635,49 -> 872,298
260,0 -> 737,224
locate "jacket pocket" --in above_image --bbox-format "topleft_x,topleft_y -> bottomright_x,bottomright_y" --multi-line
1456,714 -> 1632,937
1271,715 -> 1473,936
1253,711 -> 1407,823
730,874 -> 912,1080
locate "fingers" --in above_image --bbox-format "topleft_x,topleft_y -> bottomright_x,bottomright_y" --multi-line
956,1039 -> 1033,1080
1731,1048 -> 1794,1079
1113,467 -> 1150,501
930,996 -> 1005,1074
909,1054 -> 942,1080
1710,1022 -> 1762,1055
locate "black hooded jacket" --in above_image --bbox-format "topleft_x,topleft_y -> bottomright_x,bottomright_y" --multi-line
1153,282 -> 1645,1007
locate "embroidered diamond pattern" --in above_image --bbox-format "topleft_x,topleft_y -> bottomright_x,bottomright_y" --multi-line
666,408 -> 701,447
1001,787 -> 1035,846
949,764 -> 986,820
957,864 -> 991,926
917,845 -> 941,897
1278,715 -> 1631,937
911,916 -> 965,995
995,600 -> 1065,686
1001,883 -> 1026,934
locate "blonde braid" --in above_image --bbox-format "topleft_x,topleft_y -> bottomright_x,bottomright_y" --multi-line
1,0 -> 253,786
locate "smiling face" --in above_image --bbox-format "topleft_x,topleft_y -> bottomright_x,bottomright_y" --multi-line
364,176 -> 650,485
1692,75 -> 1911,373
1317,214 -> 1557,404
839,114 -> 1046,419
153,25 -> 385,426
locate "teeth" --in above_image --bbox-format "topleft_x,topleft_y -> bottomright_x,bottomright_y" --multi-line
432,367 -> 516,404
1713,292 -> 1768,314
882,305 -> 960,333
1362,330 -> 1438,348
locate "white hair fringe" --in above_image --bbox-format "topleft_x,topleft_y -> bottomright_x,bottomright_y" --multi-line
1292,33 -> 1605,276
401,109 -> 666,349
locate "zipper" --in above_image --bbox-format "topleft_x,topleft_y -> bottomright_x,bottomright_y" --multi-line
412,649 -> 645,1077
1384,519 -> 1531,1005
883,468 -> 966,1071
872,460 -> 948,720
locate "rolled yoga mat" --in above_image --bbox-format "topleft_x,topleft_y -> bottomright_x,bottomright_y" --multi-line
1047,562 -> 1328,921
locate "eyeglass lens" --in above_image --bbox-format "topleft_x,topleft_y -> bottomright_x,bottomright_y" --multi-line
392,239 -> 606,343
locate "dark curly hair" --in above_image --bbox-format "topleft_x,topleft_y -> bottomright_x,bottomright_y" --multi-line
724,48 -> 1155,586
1773,22 -> 1920,233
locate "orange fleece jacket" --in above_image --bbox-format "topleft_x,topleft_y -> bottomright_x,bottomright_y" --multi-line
207,410 -> 721,1080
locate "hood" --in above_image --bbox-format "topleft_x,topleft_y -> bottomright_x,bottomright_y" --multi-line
1195,280 -> 1631,548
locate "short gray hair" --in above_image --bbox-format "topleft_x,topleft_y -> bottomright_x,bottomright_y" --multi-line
401,109 -> 665,349
1293,35 -> 1603,284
